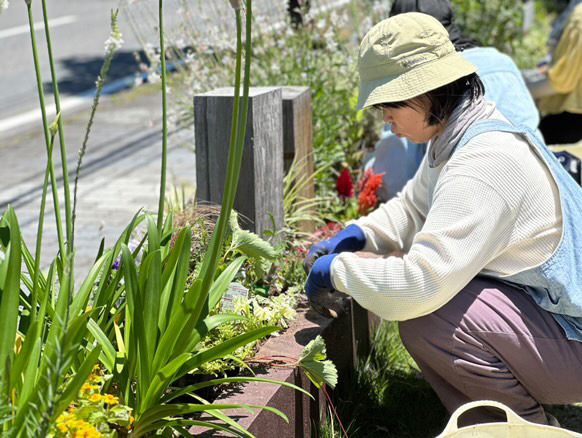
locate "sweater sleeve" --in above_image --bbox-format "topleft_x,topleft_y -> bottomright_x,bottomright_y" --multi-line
353,154 -> 430,254
331,171 -> 517,321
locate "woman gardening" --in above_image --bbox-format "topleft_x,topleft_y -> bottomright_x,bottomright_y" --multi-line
304,13 -> 582,426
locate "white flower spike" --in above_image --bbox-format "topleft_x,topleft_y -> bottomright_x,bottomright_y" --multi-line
104,10 -> 124,53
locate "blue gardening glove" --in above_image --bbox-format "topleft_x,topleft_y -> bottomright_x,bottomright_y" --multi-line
304,254 -> 338,316
303,224 -> 366,273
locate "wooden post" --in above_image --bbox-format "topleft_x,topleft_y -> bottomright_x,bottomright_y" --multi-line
194,87 -> 284,238
282,86 -> 315,233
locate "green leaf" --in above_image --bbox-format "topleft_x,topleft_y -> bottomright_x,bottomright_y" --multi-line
175,326 -> 279,381
162,376 -> 313,404
136,403 -> 287,436
0,224 -> 9,246
144,313 -> 248,408
167,392 -> 253,438
135,419 -> 253,438
229,213 -> 277,260
10,320 -> 40,392
208,256 -> 246,313
144,216 -> 162,366
19,337 -> 42,408
20,237 -> 46,294
121,244 -> 150,403
298,335 -> 338,389
94,237 -> 105,263
234,229 -> 277,259
54,346 -> 101,417
70,250 -> 111,317
159,227 -> 191,331
181,313 -> 247,355
94,210 -> 145,308
87,318 -> 116,372
0,207 -> 22,371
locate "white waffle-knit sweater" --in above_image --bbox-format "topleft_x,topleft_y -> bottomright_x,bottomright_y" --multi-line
331,110 -> 562,321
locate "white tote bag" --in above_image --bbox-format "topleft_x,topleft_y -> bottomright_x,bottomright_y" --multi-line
436,400 -> 582,438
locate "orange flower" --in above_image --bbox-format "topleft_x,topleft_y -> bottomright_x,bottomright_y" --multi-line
358,170 -> 384,215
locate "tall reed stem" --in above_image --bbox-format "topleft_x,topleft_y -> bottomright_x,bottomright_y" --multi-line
157,0 -> 168,231
197,0 -> 252,313
31,115 -> 61,320
41,0 -> 72,255
25,1 -> 66,261
72,10 -> 121,250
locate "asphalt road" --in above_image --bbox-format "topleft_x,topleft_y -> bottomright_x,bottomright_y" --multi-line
0,0 -> 282,137
0,1 -> 144,123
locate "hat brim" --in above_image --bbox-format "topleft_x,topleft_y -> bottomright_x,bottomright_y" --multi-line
357,51 -> 478,111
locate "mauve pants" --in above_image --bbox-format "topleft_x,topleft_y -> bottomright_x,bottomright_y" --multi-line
399,276 -> 582,426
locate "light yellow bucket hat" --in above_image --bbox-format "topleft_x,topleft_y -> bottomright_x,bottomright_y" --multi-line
357,12 -> 477,110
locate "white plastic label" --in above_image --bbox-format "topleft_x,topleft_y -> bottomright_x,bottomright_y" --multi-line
221,282 -> 249,312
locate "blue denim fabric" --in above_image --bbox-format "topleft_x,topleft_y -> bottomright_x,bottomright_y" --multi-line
462,47 -> 540,132
455,119 -> 582,342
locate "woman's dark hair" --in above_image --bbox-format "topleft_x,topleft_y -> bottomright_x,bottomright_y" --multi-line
373,73 -> 484,126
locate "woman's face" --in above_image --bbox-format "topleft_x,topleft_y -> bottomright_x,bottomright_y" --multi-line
382,98 -> 442,143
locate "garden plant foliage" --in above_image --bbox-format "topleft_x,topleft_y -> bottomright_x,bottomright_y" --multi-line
0,1 -> 310,437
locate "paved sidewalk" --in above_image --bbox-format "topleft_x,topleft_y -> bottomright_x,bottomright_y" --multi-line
0,84 -> 195,282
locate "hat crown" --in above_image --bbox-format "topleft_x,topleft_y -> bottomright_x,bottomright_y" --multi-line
359,12 -> 455,81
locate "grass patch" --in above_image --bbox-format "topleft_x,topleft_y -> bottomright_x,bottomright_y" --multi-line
320,321 -> 582,437
319,322 -> 447,437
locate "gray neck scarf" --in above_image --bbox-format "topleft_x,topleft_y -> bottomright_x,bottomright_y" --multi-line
428,95 -> 495,168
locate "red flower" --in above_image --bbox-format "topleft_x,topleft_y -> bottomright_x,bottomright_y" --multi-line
358,170 -> 384,215
336,168 -> 354,198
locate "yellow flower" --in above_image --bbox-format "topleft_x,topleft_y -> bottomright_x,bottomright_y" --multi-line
81,383 -> 98,393
88,393 -> 103,403
103,394 -> 119,405
70,419 -> 101,437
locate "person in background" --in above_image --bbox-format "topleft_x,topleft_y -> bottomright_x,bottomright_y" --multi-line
368,0 -> 540,202
526,2 -> 582,145
546,0 -> 582,57
304,12 -> 582,427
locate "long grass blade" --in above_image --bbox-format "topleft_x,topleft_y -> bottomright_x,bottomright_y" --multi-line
174,326 -> 278,381
53,346 -> 101,418
41,0 -> 72,254
0,208 -> 22,371
144,216 -> 161,366
162,376 -> 313,404
157,0 -> 168,231
136,403 -> 287,436
159,227 -> 191,331
69,250 -> 111,318
87,319 -> 115,372
25,1 -> 66,261
135,419 -> 253,438
121,244 -> 150,409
